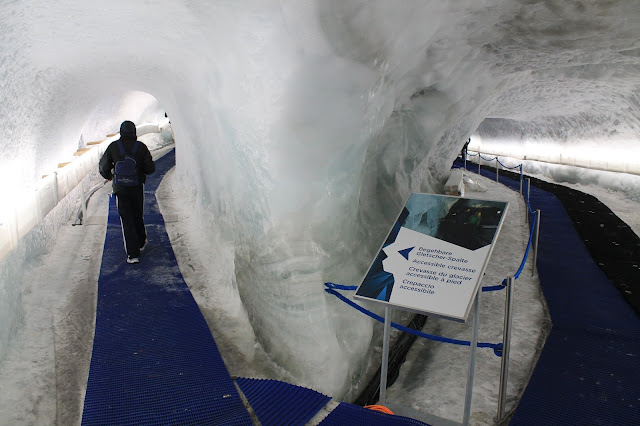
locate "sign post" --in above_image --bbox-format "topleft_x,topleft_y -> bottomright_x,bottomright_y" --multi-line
463,289 -> 481,425
354,193 -> 508,424
497,276 -> 515,421
379,306 -> 392,404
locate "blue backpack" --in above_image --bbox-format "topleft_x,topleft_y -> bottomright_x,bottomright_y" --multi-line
113,140 -> 140,187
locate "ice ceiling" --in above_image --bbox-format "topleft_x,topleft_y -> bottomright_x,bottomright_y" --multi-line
1,0 -> 639,395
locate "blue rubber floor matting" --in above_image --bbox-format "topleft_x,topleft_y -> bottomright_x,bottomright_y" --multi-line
82,149 -> 253,425
455,160 -> 640,425
320,403 -> 429,425
235,377 -> 331,425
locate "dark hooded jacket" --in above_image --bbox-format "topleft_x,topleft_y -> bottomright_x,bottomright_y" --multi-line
99,121 -> 155,192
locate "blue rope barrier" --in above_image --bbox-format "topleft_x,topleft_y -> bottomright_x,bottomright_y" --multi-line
478,153 -> 497,161
496,158 -> 522,170
466,152 -> 478,157
325,282 -> 358,291
324,284 -> 503,356
525,192 -> 535,215
482,282 -> 507,292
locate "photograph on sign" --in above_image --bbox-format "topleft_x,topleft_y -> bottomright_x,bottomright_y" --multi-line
354,193 -> 508,321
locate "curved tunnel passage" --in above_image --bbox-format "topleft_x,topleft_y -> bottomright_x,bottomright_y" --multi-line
1,1 -> 640,421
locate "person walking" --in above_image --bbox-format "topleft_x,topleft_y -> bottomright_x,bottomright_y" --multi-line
461,137 -> 470,161
99,120 -> 155,264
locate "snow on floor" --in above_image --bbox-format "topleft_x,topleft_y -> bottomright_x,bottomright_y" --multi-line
0,160 -> 636,425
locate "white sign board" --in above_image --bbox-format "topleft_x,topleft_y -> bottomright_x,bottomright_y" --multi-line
354,193 -> 508,322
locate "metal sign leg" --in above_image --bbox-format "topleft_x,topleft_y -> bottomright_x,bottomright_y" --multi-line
463,290 -> 481,426
497,276 -> 515,421
380,306 -> 392,404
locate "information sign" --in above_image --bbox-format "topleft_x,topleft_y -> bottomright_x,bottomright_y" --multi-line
354,193 -> 508,322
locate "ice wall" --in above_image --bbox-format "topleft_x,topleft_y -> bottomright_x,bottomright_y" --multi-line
1,0 -> 640,395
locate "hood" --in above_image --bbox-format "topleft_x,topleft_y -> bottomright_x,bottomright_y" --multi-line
120,120 -> 137,140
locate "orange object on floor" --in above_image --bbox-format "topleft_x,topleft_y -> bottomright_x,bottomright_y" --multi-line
364,405 -> 394,415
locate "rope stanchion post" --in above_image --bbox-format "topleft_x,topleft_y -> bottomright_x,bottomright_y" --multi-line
519,165 -> 523,194
496,158 -> 499,182
497,276 -> 515,422
478,152 -> 481,174
379,306 -> 392,405
532,210 -> 541,276
81,181 -> 88,225
525,178 -> 531,224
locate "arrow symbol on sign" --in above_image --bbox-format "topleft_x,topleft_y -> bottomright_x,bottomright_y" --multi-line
398,246 -> 415,261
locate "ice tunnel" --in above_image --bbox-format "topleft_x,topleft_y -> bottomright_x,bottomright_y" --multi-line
1,0 -> 640,404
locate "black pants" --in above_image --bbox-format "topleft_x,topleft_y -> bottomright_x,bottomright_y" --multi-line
115,185 -> 146,258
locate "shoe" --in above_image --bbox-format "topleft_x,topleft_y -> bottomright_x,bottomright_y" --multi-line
140,241 -> 147,251
127,256 -> 140,264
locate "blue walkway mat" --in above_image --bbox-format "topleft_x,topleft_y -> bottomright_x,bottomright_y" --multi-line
82,149 -> 253,425
320,403 -> 429,425
455,160 -> 640,425
235,377 -> 330,425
